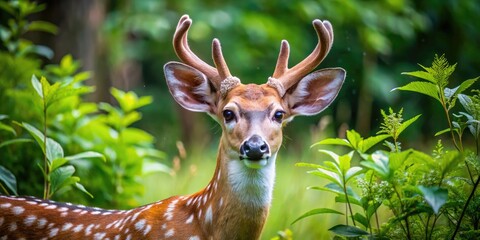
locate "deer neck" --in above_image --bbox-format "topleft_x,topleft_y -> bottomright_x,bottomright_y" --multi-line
190,140 -> 277,239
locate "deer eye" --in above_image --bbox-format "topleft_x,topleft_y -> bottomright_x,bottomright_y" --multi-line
223,110 -> 236,122
273,110 -> 285,123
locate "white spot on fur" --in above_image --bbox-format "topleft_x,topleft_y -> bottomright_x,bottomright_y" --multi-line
37,218 -> 47,228
134,219 -> 146,231
94,232 -> 106,240
164,199 -> 178,221
45,205 -> 57,210
189,236 -> 200,240
85,224 -> 94,235
58,207 -> 68,212
0,203 -> 11,208
12,206 -> 25,215
143,224 -> 152,236
24,215 -> 37,226
62,222 -> 73,231
205,204 -> 213,225
49,228 -> 59,237
0,216 -> 4,226
186,214 -> 194,224
165,228 -> 175,238
73,224 -> 84,232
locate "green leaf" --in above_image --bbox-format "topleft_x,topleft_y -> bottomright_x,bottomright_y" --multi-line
308,168 -> 343,187
312,138 -> 351,148
49,165 -> 75,196
50,158 -> 68,172
393,81 -> 440,102
397,114 -> 421,137
65,151 -> 105,162
74,182 -> 93,198
434,128 -> 451,137
31,75 -> 43,98
418,185 -> 448,214
329,224 -> 370,237
0,121 -> 16,136
318,150 -> 340,164
354,213 -> 369,228
346,130 -> 362,150
46,138 -> 64,164
401,70 -> 436,83
291,208 -> 344,225
0,138 -> 32,149
0,165 -> 17,195
345,166 -> 364,183
360,134 -> 390,152
28,21 -> 58,34
21,122 -> 46,154
361,151 -> 391,180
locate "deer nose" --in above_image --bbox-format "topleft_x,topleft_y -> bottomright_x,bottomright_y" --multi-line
240,135 -> 270,160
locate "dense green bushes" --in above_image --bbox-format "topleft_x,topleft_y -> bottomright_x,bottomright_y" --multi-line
0,0 -> 170,209
295,55 -> 480,239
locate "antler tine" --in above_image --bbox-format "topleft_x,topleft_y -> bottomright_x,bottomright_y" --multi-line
173,15 -> 218,82
212,38 -> 231,80
270,19 -> 334,96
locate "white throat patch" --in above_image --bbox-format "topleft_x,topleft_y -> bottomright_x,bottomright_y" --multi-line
226,154 -> 276,207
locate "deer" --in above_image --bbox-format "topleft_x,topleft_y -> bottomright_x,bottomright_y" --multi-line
0,14 -> 345,240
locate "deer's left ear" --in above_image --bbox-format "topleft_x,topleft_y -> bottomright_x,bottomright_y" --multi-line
285,68 -> 345,116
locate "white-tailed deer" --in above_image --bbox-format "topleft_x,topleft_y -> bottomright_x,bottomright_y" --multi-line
0,15 -> 345,239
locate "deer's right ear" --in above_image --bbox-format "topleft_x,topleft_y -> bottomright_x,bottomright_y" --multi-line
164,62 -> 216,113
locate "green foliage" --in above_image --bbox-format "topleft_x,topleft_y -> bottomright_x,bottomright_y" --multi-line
0,0 -> 56,58
296,55 -> 480,239
0,0 -> 170,209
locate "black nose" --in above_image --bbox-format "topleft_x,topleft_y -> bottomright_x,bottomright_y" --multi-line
240,135 -> 269,160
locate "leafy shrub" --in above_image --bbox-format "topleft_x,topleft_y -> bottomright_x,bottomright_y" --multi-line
295,54 -> 479,239
0,0 -> 170,209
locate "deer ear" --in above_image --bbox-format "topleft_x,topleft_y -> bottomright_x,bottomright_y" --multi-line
285,68 -> 345,116
164,62 -> 216,113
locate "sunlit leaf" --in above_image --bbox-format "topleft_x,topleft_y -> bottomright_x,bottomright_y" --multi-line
21,122 -> 46,153
46,138 -> 64,164
392,81 -> 440,102
291,208 -> 344,225
401,70 -> 436,83
359,134 -> 390,152
31,75 -> 43,98
312,138 -> 351,148
65,151 -> 105,162
0,165 -> 17,195
418,185 -> 448,214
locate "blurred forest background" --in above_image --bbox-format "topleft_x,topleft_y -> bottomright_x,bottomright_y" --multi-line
1,0 -> 480,238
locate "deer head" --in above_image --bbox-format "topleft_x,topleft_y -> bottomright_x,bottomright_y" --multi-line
164,15 -> 345,170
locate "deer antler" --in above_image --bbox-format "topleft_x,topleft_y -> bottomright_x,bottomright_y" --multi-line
268,19 -> 334,96
173,15 -> 240,96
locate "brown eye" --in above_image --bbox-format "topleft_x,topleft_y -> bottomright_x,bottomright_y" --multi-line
273,111 -> 285,123
223,110 -> 235,122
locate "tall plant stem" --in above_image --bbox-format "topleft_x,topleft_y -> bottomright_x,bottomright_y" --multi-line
393,186 -> 412,239
343,183 -> 356,226
42,104 -> 49,199
451,175 -> 480,239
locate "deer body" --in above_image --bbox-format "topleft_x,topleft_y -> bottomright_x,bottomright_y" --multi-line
0,14 -> 345,239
